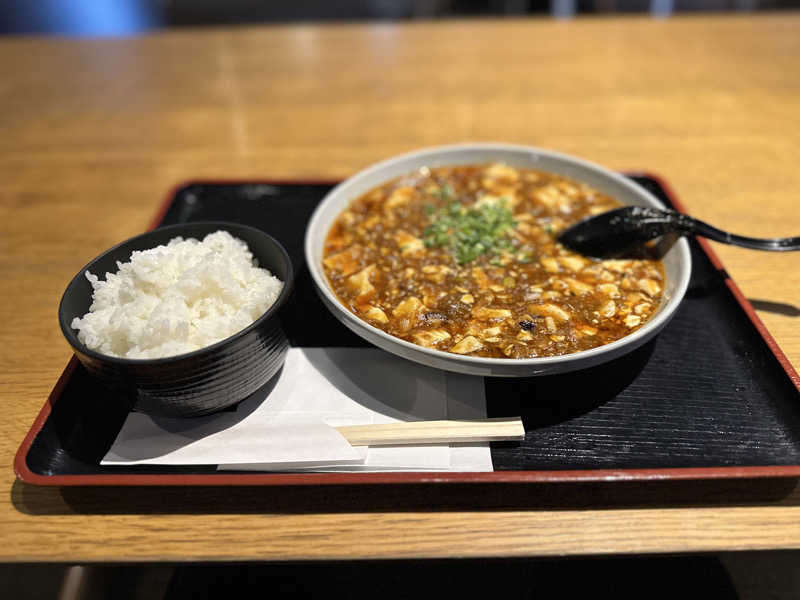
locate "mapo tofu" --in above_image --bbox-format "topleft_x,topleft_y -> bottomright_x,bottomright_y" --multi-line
322,164 -> 665,358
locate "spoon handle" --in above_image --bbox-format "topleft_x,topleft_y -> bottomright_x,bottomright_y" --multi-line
668,211 -> 800,251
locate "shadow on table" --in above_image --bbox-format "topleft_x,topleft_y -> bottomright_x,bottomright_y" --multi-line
486,336 -> 656,431
748,298 -> 800,317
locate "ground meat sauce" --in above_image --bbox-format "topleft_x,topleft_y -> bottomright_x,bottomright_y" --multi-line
323,164 -> 665,358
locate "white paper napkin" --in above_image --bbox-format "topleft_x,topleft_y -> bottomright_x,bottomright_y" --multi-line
102,347 -> 493,472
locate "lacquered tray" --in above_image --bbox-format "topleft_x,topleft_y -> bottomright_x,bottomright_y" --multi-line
15,175 -> 800,486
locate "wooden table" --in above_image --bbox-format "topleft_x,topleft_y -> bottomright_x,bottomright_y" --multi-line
2,14 -> 800,562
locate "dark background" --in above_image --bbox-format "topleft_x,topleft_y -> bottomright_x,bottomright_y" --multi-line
1,0 -> 799,37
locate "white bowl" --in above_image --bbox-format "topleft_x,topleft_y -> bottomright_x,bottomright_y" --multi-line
305,143 -> 691,377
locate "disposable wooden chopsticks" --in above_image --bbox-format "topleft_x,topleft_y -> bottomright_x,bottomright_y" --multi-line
335,417 -> 525,446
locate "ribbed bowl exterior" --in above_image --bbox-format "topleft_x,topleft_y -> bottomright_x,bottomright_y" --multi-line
75,321 -> 288,417
59,222 -> 293,417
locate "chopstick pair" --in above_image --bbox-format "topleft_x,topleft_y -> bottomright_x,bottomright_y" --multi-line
335,417 -> 525,447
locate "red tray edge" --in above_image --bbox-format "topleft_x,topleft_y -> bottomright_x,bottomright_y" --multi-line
634,172 -> 800,392
14,172 -> 800,487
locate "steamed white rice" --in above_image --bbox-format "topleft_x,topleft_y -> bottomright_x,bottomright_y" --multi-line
71,230 -> 283,359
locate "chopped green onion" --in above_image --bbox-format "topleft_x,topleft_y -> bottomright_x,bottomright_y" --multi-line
423,199 -> 516,265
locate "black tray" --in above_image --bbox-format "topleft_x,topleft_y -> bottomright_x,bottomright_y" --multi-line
15,175 -> 800,486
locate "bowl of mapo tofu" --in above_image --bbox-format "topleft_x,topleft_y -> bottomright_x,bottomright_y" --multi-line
305,144 -> 691,376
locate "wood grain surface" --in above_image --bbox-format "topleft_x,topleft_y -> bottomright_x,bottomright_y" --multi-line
2,14 -> 800,562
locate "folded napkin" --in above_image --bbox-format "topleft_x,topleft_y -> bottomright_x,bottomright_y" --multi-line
102,347 -> 492,472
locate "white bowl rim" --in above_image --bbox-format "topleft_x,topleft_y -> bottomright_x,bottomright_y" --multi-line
304,142 -> 692,370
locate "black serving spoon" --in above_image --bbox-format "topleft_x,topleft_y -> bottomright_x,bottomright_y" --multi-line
557,206 -> 800,258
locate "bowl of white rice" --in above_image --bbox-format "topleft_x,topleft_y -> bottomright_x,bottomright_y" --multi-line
59,222 -> 293,417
